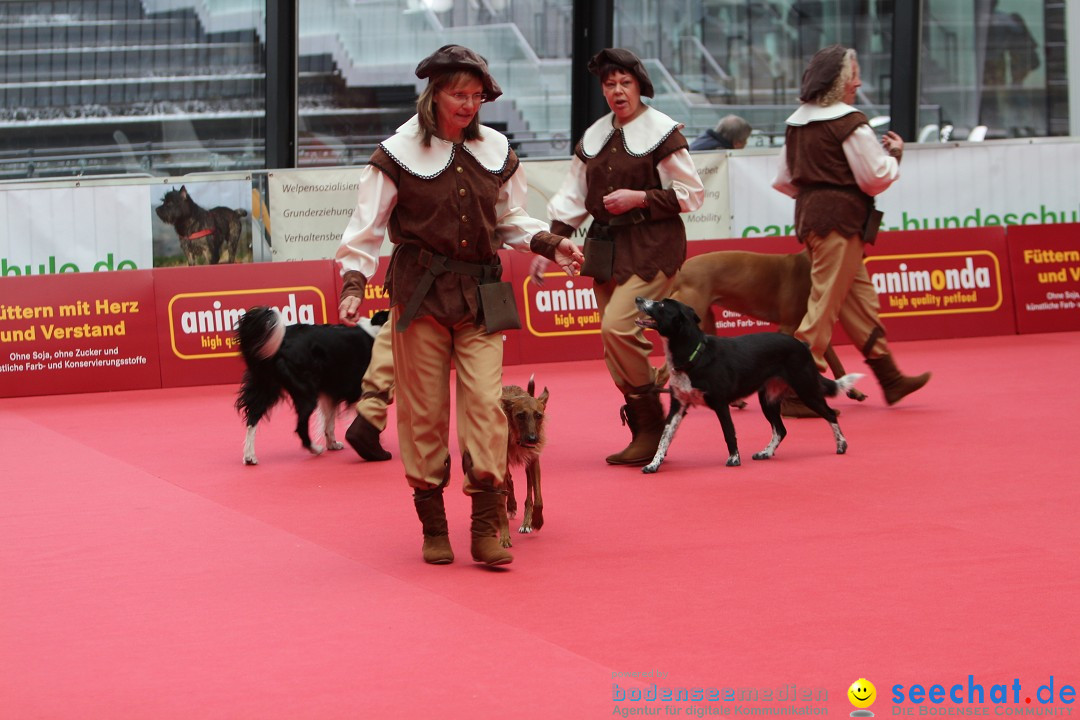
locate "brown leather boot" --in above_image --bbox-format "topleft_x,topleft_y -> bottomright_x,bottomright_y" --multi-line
605,387 -> 665,466
469,491 -> 513,566
345,414 -> 391,461
866,354 -> 931,405
413,484 -> 454,564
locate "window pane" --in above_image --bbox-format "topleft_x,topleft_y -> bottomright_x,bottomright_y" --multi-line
614,0 -> 897,145
297,0 -> 575,164
0,1 -> 265,179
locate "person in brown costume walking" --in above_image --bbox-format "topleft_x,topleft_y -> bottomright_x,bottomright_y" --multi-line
336,45 -> 582,566
538,48 -> 705,465
772,44 -> 930,414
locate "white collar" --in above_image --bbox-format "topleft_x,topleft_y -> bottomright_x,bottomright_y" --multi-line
785,102 -> 861,126
378,115 -> 511,178
581,106 -> 683,158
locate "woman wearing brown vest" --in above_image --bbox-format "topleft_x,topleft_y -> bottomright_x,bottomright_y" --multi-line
541,48 -> 705,465
336,45 -> 582,566
773,45 -> 930,414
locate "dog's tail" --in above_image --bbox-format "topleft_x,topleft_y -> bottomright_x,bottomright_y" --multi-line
236,306 -> 286,364
822,372 -> 865,397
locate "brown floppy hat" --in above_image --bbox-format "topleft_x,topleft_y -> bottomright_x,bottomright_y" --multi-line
415,44 -> 502,102
587,47 -> 655,98
799,44 -> 849,103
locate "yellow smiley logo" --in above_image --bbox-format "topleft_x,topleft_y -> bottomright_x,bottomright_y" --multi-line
848,678 -> 877,709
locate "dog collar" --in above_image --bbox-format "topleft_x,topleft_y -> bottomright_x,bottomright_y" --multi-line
183,228 -> 214,241
674,339 -> 706,372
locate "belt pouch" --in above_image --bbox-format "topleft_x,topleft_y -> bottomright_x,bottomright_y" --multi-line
862,208 -> 884,245
477,281 -> 521,333
581,229 -> 614,283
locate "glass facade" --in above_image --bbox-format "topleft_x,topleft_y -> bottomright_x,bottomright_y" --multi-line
0,0 -> 1067,179
0,0 -> 266,178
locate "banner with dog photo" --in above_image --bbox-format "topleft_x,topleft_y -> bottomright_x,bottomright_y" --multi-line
151,176 -> 255,267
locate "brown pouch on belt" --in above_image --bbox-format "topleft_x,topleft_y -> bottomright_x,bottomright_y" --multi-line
581,234 -> 614,283
477,281 -> 521,333
862,208 -> 884,245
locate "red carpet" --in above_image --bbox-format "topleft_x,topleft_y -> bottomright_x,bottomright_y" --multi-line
2,333 -> 1078,719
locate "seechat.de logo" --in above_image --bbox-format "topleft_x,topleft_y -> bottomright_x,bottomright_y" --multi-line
891,675 -> 1077,714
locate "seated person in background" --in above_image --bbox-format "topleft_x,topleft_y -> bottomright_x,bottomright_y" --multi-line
689,114 -> 752,151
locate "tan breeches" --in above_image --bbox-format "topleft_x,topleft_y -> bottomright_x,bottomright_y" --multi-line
390,307 -> 507,494
355,321 -> 394,431
795,230 -> 888,373
593,272 -> 675,394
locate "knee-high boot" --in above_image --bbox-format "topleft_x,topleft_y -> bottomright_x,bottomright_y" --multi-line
605,385 -> 665,466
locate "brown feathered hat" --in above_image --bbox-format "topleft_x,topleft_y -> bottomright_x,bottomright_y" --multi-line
799,44 -> 848,103
415,44 -> 502,102
587,47 -> 655,98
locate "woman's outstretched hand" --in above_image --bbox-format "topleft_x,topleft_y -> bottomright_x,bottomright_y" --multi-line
553,237 -> 583,277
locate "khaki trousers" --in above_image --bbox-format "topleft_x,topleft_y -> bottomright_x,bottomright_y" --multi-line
795,230 -> 888,372
355,321 -> 394,431
390,307 -> 507,493
593,272 -> 675,394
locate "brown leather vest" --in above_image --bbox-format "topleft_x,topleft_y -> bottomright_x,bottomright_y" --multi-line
370,145 -> 517,327
553,128 -> 690,284
784,111 -> 873,243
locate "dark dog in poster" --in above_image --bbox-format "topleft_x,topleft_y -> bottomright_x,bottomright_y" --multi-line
498,376 -> 549,548
234,307 -> 387,465
155,185 -> 248,265
634,297 -> 863,473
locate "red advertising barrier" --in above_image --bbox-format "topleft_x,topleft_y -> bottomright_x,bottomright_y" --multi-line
504,228 -> 1018,366
0,223 -> 1065,398
866,227 -> 1016,341
505,249 -> 606,366
0,270 -> 161,397
1004,222 -> 1080,333
153,261 -> 339,388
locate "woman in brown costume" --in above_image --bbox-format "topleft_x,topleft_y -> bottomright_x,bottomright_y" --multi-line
336,45 -> 582,566
541,48 -> 705,466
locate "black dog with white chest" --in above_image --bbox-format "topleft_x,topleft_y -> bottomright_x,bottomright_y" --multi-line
634,297 -> 862,473
234,307 -> 386,465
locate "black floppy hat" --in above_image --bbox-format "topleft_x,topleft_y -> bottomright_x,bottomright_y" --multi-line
415,44 -> 503,102
587,47 -> 655,98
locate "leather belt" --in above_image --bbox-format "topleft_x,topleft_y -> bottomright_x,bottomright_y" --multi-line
396,247 -> 502,331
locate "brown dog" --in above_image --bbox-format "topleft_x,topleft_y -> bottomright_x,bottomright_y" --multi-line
155,185 -> 248,265
671,249 -> 865,400
498,376 -> 548,548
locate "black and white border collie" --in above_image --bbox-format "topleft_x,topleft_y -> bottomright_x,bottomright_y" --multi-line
234,306 -> 386,465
